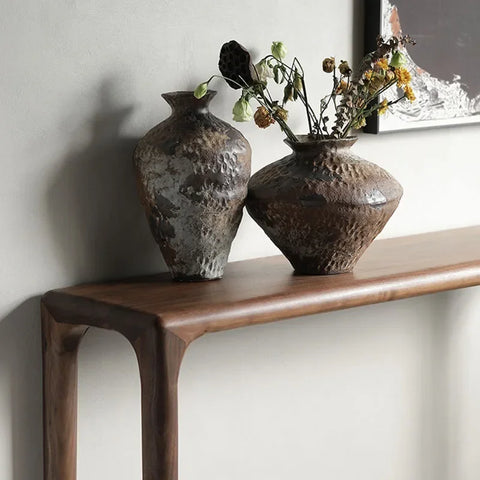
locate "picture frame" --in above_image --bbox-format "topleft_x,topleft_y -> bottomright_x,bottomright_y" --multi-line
364,0 -> 480,133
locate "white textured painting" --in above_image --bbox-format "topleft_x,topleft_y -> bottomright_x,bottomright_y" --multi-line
365,0 -> 480,132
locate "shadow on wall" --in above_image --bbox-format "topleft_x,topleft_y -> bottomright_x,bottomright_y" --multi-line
46,79 -> 166,283
0,297 -> 43,480
352,0 -> 365,67
0,79 -> 169,479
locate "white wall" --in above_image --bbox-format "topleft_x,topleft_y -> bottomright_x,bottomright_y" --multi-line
1,1 -> 480,479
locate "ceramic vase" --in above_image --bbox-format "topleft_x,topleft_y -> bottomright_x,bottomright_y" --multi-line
246,136 -> 402,274
134,91 -> 251,281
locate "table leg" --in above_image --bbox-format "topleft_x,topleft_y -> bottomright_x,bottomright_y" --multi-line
130,326 -> 187,480
42,302 -> 88,480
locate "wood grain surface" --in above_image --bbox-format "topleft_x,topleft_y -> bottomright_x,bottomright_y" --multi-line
45,226 -> 480,344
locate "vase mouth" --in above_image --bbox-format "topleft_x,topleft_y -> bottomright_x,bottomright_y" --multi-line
161,90 -> 217,98
284,135 -> 358,152
161,90 -> 217,111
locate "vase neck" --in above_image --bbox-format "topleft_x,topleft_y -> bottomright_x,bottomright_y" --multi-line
162,90 -> 216,115
285,136 -> 357,164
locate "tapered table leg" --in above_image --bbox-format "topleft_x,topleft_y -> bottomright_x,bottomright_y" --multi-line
130,327 -> 187,480
42,302 -> 88,480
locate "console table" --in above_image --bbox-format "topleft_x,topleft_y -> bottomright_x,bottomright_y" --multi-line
41,226 -> 480,480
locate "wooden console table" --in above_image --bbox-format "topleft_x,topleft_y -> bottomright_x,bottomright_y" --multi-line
41,226 -> 480,480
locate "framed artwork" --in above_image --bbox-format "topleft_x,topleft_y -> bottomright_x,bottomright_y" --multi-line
364,0 -> 480,133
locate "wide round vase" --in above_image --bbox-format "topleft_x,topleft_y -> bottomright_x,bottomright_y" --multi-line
246,136 -> 403,275
134,91 -> 251,281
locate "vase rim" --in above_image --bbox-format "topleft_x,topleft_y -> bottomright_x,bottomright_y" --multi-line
161,90 -> 217,112
284,135 -> 358,151
161,90 -> 217,99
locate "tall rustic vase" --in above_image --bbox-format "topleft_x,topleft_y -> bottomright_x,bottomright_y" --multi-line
246,136 -> 403,275
134,91 -> 251,281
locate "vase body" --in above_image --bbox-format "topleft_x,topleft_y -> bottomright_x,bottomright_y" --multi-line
246,136 -> 403,275
134,91 -> 251,281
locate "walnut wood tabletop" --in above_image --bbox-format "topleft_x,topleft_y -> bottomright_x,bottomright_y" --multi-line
42,226 -> 480,480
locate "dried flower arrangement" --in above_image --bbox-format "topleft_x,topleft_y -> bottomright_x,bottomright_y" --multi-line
195,36 -> 416,142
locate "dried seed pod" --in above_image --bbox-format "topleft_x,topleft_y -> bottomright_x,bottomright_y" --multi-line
218,40 -> 255,90
322,57 -> 335,73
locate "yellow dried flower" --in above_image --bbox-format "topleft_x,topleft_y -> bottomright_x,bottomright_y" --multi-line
404,85 -> 416,102
378,99 -> 389,115
352,117 -> 366,129
322,57 -> 335,73
395,67 -> 411,86
335,80 -> 348,95
364,69 -> 373,81
375,58 -> 389,70
254,106 -> 275,128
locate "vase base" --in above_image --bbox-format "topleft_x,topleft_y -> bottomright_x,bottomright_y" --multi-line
293,267 -> 353,276
171,274 -> 223,282
287,253 -> 358,276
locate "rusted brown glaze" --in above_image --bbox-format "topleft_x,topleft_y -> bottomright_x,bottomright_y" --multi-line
134,91 -> 251,281
246,136 -> 403,275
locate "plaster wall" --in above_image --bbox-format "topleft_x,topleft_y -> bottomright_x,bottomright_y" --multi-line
1,1 -> 480,479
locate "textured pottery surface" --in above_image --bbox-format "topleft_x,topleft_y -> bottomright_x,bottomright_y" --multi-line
134,91 -> 251,281
246,136 -> 403,275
